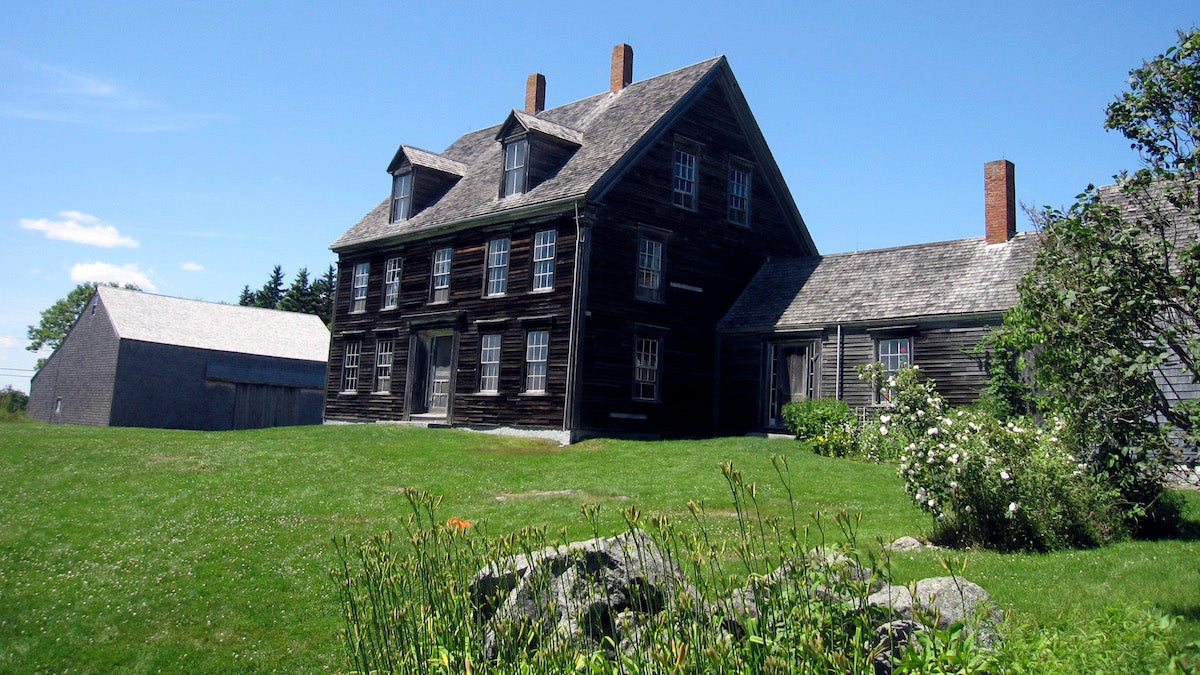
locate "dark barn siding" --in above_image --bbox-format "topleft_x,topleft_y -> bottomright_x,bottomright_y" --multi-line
28,297 -> 120,425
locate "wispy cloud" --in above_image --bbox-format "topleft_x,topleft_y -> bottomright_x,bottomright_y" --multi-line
70,262 -> 156,291
0,336 -> 18,349
0,53 -> 231,133
180,261 -> 204,272
20,210 -> 139,248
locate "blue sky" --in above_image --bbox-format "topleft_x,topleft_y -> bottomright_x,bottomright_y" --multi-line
1,1 -> 1196,392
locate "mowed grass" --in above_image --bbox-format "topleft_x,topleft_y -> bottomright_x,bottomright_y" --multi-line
1,421 -> 1198,672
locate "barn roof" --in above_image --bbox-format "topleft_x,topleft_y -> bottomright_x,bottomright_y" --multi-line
96,286 -> 329,362
331,54 -> 816,256
720,232 -> 1039,332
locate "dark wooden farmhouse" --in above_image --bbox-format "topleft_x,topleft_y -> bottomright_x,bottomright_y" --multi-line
718,161 -> 1038,433
326,45 -> 816,440
28,286 -> 330,430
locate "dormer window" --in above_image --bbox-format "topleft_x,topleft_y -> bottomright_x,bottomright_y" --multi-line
502,138 -> 529,197
391,172 -> 413,222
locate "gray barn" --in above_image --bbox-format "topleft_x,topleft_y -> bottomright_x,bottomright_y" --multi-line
28,286 -> 330,430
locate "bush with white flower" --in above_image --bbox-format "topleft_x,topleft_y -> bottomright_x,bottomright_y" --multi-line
862,364 -> 1124,551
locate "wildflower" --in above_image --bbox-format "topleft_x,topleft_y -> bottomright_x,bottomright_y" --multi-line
1000,470 -> 1011,481
949,453 -> 959,465
880,414 -> 892,424
964,505 -> 972,513
447,517 -> 473,531
1008,502 -> 1018,513
928,498 -> 937,508
879,425 -> 889,436
916,409 -> 926,417
927,427 -> 939,436
950,481 -> 958,489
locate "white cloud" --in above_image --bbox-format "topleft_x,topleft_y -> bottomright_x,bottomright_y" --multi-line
180,261 -> 204,272
20,211 -> 139,248
70,262 -> 156,291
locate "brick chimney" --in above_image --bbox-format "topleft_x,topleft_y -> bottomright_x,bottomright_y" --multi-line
525,73 -> 546,114
611,44 -> 633,93
984,159 -> 1016,244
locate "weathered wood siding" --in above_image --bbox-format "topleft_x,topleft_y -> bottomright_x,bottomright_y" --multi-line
577,80 -> 807,436
325,215 -> 576,428
28,293 -> 120,425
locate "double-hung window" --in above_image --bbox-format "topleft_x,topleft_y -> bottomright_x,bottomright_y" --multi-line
531,229 -> 556,291
382,257 -> 402,309
391,172 -> 413,222
525,330 -> 549,394
479,334 -> 501,394
876,337 -> 912,403
350,262 -> 369,313
502,138 -> 528,197
636,237 -> 664,302
374,339 -> 393,393
342,341 -> 361,392
672,141 -> 698,209
485,237 -> 510,297
633,337 -> 661,401
728,161 -> 752,226
431,247 -> 452,303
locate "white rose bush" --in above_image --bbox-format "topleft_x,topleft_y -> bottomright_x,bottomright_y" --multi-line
861,364 -> 1123,551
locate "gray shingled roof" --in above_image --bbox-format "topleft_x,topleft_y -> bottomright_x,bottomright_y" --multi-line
720,232 -> 1039,332
395,145 -> 467,176
331,57 -> 728,251
97,286 -> 330,362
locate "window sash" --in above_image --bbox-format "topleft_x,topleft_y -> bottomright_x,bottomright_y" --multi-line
351,262 -> 369,313
636,238 -> 664,302
485,237 -> 510,296
342,341 -> 361,392
877,338 -> 911,402
503,139 -> 528,197
431,247 -> 452,303
391,173 -> 413,222
633,337 -> 660,401
525,330 -> 549,393
728,164 -> 751,225
374,340 -> 393,393
532,229 -> 556,291
479,333 -> 501,393
672,146 -> 697,208
382,257 -> 402,309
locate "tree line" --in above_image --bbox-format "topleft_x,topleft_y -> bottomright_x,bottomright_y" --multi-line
238,264 -> 337,326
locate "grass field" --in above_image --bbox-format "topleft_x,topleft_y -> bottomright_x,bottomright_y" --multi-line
1,421 -> 1198,672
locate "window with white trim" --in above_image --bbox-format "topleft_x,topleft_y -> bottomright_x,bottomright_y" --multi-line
636,237 -> 664,302
672,141 -> 698,209
502,138 -> 528,197
633,337 -> 660,401
342,341 -> 361,392
532,229 -> 556,291
876,337 -> 912,403
525,330 -> 548,393
431,247 -> 452,303
485,237 -> 510,297
382,257 -> 402,310
374,339 -> 393,393
479,333 -> 501,394
728,161 -> 751,226
391,172 -> 413,222
350,262 -> 369,313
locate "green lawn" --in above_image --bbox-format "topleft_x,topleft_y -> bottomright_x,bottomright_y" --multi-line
1,421 -> 1197,672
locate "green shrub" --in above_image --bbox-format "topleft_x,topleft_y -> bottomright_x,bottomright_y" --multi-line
781,398 -> 857,457
0,386 -> 30,422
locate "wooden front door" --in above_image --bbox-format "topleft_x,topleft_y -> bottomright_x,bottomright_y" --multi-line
425,334 -> 453,416
768,342 -> 816,428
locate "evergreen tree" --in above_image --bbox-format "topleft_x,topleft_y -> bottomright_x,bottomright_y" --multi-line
311,264 -> 337,325
255,265 -> 286,309
279,267 -> 317,315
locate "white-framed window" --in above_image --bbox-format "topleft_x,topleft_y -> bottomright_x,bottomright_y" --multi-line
431,247 -> 452,303
502,138 -> 528,197
633,337 -> 660,401
876,337 -> 912,403
480,333 -> 501,394
525,330 -> 549,393
342,341 -> 361,392
532,229 -> 557,291
382,257 -> 402,310
350,262 -> 369,313
374,339 -> 393,393
636,237 -> 664,302
391,172 -> 413,222
672,142 -> 698,209
728,162 -> 752,226
485,237 -> 510,297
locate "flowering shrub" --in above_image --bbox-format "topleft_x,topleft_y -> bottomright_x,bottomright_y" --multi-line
862,364 -> 1124,551
780,398 -> 857,457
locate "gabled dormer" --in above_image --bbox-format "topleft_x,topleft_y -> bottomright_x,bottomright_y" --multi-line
494,109 -> 582,198
385,145 -> 467,222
